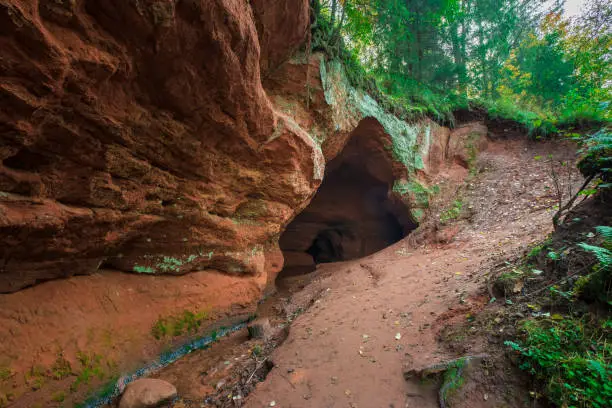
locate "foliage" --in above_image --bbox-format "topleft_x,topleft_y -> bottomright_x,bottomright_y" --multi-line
251,345 -> 263,357
50,353 -> 72,380
505,317 -> 612,408
312,0 -> 611,131
0,367 -> 10,382
576,226 -> 612,305
24,365 -> 46,391
577,128 -> 612,185
440,358 -> 466,403
71,352 -> 106,392
440,200 -> 463,223
151,310 -> 209,340
393,180 -> 437,208
550,128 -> 610,228
527,238 -> 552,258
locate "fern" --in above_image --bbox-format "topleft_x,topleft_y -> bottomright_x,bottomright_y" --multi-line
595,226 -> 612,242
577,128 -> 612,184
578,243 -> 612,270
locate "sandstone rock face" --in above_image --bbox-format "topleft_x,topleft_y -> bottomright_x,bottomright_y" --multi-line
252,0 -> 310,74
0,0 -> 321,292
119,378 -> 177,408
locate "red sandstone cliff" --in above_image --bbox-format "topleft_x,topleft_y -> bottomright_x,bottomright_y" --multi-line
1,0 -> 320,292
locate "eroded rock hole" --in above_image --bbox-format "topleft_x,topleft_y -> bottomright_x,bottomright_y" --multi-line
278,119 -> 417,280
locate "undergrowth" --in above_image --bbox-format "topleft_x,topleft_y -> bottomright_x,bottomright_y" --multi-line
505,317 -> 612,408
502,224 -> 612,406
152,310 -> 210,340
393,180 -> 439,208
440,200 -> 463,224
439,358 -> 467,404
71,352 -> 106,392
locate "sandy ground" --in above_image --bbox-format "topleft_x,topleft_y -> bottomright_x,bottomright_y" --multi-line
238,138 -> 580,408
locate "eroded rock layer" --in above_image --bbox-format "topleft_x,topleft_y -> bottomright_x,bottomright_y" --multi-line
0,0 -> 321,292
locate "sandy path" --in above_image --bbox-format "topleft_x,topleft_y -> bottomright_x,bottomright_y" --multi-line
244,138 -> 579,408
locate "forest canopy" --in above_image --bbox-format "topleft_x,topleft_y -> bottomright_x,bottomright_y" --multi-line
311,0 -> 611,134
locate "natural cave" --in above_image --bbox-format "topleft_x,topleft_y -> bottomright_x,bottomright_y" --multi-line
278,118 -> 418,279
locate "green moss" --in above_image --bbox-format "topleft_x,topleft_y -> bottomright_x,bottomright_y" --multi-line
24,365 -> 46,391
157,256 -> 183,273
0,366 -> 11,382
71,352 -> 106,392
465,132 -> 481,175
393,180 -> 435,208
73,375 -> 120,408
440,358 -> 467,403
151,310 -> 210,340
50,353 -> 72,380
412,209 -> 425,221
134,249 -> 216,275
133,265 -> 156,274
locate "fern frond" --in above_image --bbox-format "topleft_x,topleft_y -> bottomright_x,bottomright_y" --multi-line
578,243 -> 612,270
595,226 -> 612,242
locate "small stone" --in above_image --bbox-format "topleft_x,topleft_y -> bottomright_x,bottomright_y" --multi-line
269,401 -> 276,407
331,376 -> 338,384
119,379 -> 177,408
483,393 -> 489,401
395,333 -> 402,340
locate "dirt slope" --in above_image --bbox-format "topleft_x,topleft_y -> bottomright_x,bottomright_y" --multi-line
241,137 -> 580,408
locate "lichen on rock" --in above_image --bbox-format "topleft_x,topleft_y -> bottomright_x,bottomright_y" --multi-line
319,58 -> 434,174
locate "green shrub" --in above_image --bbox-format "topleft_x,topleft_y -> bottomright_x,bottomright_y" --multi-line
505,317 -> 612,408
440,200 -> 463,223
527,240 -> 550,258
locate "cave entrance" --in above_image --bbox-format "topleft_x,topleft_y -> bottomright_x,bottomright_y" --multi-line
277,118 -> 417,281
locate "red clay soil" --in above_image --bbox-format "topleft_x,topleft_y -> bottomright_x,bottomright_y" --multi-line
239,138 -> 581,408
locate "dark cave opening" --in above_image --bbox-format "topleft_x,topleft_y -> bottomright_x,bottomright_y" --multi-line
277,119 -> 417,281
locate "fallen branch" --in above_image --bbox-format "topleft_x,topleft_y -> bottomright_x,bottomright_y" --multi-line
245,357 -> 268,385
